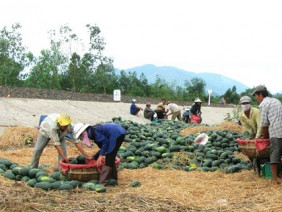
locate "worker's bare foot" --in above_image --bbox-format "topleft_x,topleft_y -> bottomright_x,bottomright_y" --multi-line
273,180 -> 280,185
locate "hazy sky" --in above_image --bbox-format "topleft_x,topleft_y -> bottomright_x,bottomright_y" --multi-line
2,0 -> 282,93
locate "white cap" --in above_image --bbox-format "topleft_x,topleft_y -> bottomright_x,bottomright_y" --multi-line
239,96 -> 251,104
74,123 -> 90,139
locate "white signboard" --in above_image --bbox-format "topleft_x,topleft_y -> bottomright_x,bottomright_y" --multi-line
113,89 -> 121,101
207,90 -> 212,106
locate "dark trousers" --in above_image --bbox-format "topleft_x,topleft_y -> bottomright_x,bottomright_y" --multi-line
105,134 -> 124,168
133,108 -> 140,115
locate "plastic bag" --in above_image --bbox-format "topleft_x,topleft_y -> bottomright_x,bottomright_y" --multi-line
194,133 -> 208,145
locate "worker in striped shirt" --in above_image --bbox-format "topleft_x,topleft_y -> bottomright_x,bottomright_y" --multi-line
30,114 -> 92,170
252,85 -> 282,184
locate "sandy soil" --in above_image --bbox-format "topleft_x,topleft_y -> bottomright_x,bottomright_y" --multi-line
0,97 -> 236,135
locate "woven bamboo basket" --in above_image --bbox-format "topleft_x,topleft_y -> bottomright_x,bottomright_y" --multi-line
60,158 -> 120,182
237,139 -> 270,158
64,167 -> 100,182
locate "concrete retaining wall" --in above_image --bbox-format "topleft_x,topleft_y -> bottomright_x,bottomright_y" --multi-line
0,86 -> 233,107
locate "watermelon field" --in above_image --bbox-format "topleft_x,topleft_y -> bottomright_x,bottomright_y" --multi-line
0,119 -> 281,211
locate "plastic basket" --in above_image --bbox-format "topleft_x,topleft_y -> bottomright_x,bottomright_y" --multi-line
237,139 -> 270,158
60,158 -> 120,182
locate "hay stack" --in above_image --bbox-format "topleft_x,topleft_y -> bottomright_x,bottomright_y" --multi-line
181,120 -> 244,136
0,126 -> 39,149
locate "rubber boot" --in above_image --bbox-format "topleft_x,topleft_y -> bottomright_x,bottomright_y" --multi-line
99,165 -> 112,186
111,165 -> 118,182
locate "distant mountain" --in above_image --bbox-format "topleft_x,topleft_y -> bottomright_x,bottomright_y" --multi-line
115,64 -> 249,96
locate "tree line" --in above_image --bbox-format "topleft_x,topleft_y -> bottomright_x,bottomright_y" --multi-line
1,23 -> 280,104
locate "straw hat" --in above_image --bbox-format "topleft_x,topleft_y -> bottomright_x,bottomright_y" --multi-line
74,123 -> 90,139
57,114 -> 72,126
194,98 -> 202,103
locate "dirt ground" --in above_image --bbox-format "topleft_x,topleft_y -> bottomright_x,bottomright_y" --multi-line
2,97 -> 281,211
0,144 -> 281,212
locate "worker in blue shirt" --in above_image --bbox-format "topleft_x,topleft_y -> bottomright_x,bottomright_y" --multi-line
130,98 -> 143,116
74,122 -> 126,185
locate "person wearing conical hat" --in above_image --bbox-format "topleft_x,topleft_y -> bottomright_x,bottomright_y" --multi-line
30,114 -> 92,170
190,98 -> 202,124
74,122 -> 126,186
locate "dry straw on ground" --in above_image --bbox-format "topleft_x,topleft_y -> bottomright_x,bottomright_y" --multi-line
181,120 -> 245,136
0,123 -> 282,211
0,145 -> 282,212
0,126 -> 39,149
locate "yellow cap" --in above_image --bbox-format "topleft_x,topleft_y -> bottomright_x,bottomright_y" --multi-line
57,114 -> 72,126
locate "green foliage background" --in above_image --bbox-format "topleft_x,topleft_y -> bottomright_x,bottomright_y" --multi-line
0,23 -> 278,104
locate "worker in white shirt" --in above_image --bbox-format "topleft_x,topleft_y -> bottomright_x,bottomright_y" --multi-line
166,101 -> 181,121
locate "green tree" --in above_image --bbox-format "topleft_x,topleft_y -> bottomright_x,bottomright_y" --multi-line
174,86 -> 187,100
84,24 -> 117,94
0,23 -> 30,86
58,24 -> 80,56
138,73 -> 150,96
149,75 -> 176,99
24,31 -> 67,89
223,86 -> 240,104
239,88 -> 259,105
93,62 -> 118,94
117,70 -> 131,94
117,71 -> 151,97
61,52 -> 81,91
184,77 -> 206,101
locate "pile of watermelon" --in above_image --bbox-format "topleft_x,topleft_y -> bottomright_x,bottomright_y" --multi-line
0,157 -> 107,192
113,118 -> 251,173
0,118 -> 252,192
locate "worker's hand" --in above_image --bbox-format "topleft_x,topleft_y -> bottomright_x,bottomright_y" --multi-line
97,155 -> 105,167
84,154 -> 92,160
64,158 -> 69,164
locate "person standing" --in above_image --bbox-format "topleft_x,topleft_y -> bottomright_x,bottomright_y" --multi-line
190,98 -> 202,124
74,122 -> 126,185
220,97 -> 226,104
30,114 -> 92,170
130,99 -> 143,116
166,101 -> 181,121
239,96 -> 262,139
252,85 -> 282,184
